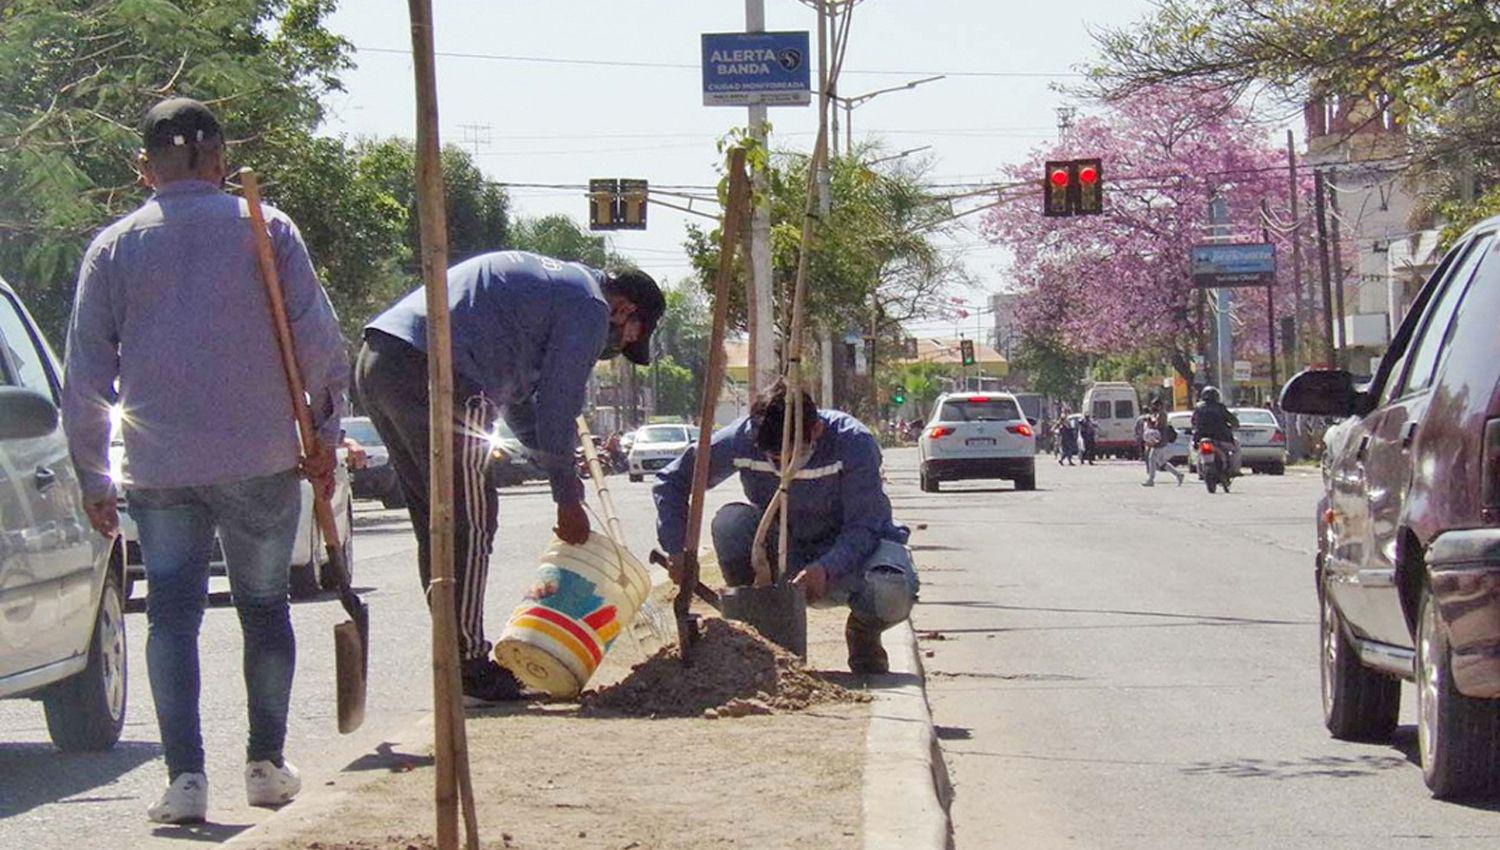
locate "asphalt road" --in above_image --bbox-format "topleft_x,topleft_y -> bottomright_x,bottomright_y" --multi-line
905,449 -> 1500,848
0,474 -> 681,849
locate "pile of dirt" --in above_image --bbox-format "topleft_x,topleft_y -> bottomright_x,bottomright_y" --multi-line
583,617 -> 863,718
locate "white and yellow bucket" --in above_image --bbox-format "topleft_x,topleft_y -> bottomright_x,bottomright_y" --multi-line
494,531 -> 653,698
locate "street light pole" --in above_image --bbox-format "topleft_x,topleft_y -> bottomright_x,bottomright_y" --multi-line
746,0 -> 775,396
832,75 -> 945,149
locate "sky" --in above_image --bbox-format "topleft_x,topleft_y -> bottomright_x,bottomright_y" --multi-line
320,0 -> 1155,337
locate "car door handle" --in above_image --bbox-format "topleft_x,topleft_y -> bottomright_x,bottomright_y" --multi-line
1356,435 -> 1371,462
1401,421 -> 1418,449
33,465 -> 56,491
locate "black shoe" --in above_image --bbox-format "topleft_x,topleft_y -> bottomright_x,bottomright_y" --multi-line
846,613 -> 890,675
461,657 -> 526,705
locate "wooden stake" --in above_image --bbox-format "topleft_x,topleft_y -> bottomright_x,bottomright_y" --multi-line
405,3 -> 478,848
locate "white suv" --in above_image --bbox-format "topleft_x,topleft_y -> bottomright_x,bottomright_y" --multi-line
918,392 -> 1037,492
0,278 -> 127,751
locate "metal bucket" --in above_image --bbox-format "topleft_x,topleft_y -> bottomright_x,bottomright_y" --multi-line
720,581 -> 807,659
494,531 -> 652,698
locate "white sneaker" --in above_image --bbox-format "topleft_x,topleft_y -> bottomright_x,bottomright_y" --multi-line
245,760 -> 302,808
147,773 -> 208,824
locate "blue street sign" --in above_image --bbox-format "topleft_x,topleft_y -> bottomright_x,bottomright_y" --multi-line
1191,242 -> 1277,287
701,31 -> 811,107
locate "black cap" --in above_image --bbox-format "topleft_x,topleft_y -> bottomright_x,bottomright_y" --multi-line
606,268 -> 665,366
141,97 -> 222,151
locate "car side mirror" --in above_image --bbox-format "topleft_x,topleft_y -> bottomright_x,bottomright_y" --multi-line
1279,369 -> 1361,417
0,386 -> 59,440
1027,417 -> 1037,427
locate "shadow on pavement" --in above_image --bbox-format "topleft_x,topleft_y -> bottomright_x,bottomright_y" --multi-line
1179,753 -> 1409,780
0,739 -> 159,818
149,822 -> 252,843
344,741 -> 435,773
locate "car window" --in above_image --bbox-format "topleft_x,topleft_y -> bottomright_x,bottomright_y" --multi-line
1090,400 -> 1110,418
1395,233 -> 1494,397
939,398 -> 1021,422
1113,400 -> 1134,419
0,292 -> 58,401
343,419 -> 383,445
1234,409 -> 1278,426
638,426 -> 688,443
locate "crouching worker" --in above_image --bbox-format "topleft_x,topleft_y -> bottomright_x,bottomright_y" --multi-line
653,383 -> 917,674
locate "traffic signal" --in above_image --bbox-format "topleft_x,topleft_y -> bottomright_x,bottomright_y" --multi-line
588,178 -> 649,231
1041,158 -> 1104,217
1043,160 -> 1072,217
892,387 -> 907,405
960,338 -> 976,366
1074,158 -> 1102,215
903,336 -> 919,359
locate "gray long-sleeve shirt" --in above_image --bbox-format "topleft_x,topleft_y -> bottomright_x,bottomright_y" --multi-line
62,180 -> 348,501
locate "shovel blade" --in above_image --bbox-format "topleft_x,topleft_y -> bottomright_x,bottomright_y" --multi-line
334,618 -> 367,734
720,583 -> 807,659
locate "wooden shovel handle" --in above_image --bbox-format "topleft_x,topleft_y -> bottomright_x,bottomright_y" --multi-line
240,170 -> 341,549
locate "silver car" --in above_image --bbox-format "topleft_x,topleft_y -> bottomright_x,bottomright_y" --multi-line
627,424 -> 696,482
0,278 -> 127,751
1187,406 -> 1288,475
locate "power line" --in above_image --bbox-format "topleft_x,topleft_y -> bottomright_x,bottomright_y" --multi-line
352,45 -> 1082,79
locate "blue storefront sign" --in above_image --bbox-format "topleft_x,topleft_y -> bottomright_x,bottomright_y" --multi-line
1190,242 -> 1277,287
701,31 -> 811,107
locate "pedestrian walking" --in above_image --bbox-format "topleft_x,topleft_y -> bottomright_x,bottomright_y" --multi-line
1142,404 -> 1184,486
1080,414 -> 1099,465
355,250 -> 664,705
62,98 -> 348,824
1056,415 -> 1078,465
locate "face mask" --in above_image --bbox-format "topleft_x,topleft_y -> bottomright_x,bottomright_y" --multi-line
597,322 -> 624,361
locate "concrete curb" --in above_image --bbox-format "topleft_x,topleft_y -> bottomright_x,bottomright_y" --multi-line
862,620 -> 953,850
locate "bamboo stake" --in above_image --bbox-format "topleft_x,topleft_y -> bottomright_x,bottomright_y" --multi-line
405,3 -> 477,848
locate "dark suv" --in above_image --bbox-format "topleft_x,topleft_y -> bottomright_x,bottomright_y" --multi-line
1282,218 -> 1500,798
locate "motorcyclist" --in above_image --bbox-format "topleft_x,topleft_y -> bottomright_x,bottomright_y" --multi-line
1191,386 -> 1241,475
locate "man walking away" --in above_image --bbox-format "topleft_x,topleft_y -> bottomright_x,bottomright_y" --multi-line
63,98 -> 347,824
1142,404 -> 1184,486
356,251 -> 663,705
1080,414 -> 1099,465
1056,415 -> 1077,466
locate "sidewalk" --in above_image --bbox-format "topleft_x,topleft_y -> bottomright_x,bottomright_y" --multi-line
223,588 -> 949,850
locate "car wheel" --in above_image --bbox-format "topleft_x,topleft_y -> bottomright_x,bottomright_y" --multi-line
43,569 -> 127,751
1320,587 -> 1399,742
1015,474 -> 1036,491
629,474 -> 643,483
919,467 -> 938,493
290,559 -> 320,600
320,502 -> 356,592
1268,463 -> 1286,476
1416,587 -> 1500,798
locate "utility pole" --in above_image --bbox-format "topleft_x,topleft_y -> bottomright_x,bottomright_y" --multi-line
456,123 -> 490,159
1312,170 -> 1337,367
1261,199 -> 1279,397
1207,195 -> 1235,401
1327,171 -> 1348,369
828,1 -> 839,158
1286,130 -> 1304,369
746,0 -> 775,397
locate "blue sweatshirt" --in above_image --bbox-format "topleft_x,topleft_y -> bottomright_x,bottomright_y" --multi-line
63,180 -> 347,501
653,409 -> 908,579
367,251 -> 607,504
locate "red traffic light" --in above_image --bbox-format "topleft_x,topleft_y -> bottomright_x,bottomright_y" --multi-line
1078,165 -> 1099,184
1049,168 -> 1070,188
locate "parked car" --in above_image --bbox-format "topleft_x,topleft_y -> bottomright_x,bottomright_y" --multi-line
1281,216 -> 1500,798
1081,382 -> 1140,458
0,277 -> 127,752
918,392 -> 1036,492
487,419 -> 544,487
1185,407 -> 1288,475
344,415 -> 404,508
113,411 -> 355,601
1165,411 -> 1194,465
627,423 -> 695,482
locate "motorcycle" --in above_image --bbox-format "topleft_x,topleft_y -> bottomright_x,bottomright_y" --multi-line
1197,438 -> 1236,493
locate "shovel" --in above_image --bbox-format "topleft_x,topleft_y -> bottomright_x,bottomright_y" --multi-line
241,169 -> 368,734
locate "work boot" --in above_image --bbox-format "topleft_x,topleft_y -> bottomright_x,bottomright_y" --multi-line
846,613 -> 889,675
462,657 -> 526,706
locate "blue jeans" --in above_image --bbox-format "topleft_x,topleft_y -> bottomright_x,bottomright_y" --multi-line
128,470 -> 301,778
710,502 -> 919,628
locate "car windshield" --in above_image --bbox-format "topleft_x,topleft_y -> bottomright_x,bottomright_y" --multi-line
1234,409 -> 1279,426
939,398 -> 1021,422
638,426 -> 689,444
343,419 -> 383,445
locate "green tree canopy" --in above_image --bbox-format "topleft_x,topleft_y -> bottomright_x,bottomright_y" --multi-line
508,213 -> 617,267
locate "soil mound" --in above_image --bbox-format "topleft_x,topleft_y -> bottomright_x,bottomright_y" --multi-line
583,617 -> 862,718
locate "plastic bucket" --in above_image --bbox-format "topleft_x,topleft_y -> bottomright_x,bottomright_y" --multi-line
494,531 -> 652,698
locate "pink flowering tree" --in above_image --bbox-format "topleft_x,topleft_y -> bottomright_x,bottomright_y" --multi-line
983,86 -> 1299,383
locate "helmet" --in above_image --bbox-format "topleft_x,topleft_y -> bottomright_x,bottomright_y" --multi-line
1199,386 -> 1221,404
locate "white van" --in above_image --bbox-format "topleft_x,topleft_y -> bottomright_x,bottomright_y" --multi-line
1080,382 -> 1141,459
